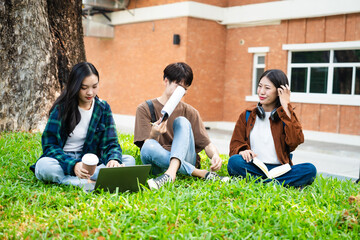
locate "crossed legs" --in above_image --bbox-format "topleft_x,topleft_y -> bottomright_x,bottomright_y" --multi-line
141,116 -> 207,181
227,154 -> 317,187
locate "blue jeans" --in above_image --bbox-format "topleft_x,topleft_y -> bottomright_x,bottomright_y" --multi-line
227,154 -> 317,187
35,152 -> 136,187
141,117 -> 197,176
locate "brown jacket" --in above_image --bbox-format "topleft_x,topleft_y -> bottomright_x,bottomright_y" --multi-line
229,104 -> 304,165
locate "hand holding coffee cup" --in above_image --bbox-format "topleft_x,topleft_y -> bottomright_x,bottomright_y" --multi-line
81,153 -> 99,176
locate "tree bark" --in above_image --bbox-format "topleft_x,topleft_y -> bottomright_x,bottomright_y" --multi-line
0,0 -> 86,131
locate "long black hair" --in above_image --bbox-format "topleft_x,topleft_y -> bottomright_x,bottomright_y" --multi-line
258,69 -> 289,108
49,62 -> 99,136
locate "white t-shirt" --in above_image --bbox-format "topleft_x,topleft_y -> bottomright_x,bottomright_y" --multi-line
63,101 -> 94,152
250,112 -> 280,164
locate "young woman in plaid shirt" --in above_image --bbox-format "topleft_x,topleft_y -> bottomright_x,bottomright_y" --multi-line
32,62 -> 135,187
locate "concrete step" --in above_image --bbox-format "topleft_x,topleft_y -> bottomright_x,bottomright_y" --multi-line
205,128 -> 360,181
113,114 -> 360,181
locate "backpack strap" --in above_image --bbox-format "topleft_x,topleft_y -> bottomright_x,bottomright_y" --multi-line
246,110 -> 293,160
146,100 -> 157,123
245,110 -> 251,123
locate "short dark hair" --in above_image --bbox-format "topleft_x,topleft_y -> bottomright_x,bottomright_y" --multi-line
163,62 -> 193,87
258,69 -> 289,108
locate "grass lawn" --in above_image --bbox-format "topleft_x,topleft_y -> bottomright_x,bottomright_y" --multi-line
0,131 -> 359,239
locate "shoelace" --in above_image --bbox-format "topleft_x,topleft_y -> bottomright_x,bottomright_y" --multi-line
207,172 -> 218,180
157,174 -> 171,186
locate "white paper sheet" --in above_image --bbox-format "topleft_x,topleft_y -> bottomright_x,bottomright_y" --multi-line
160,86 -> 186,122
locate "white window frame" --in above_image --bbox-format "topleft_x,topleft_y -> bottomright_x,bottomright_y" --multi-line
246,47 -> 269,102
283,41 -> 360,106
252,53 -> 266,95
288,51 -> 360,94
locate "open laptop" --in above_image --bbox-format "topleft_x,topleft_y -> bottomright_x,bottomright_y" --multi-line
84,164 -> 151,193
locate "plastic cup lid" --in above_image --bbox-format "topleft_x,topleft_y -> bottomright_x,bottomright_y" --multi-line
82,153 -> 99,165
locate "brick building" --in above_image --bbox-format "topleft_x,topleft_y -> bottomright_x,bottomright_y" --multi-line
83,0 -> 360,136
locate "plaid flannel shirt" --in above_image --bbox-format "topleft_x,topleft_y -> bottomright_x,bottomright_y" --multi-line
36,97 -> 122,176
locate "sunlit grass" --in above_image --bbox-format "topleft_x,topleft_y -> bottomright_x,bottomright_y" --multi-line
0,131 -> 359,239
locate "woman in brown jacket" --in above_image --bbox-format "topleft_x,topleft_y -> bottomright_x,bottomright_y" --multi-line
227,69 -> 316,187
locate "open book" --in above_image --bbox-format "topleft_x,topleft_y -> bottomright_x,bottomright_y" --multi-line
252,157 -> 291,179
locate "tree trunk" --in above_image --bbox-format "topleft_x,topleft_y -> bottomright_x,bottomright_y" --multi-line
0,0 -> 86,131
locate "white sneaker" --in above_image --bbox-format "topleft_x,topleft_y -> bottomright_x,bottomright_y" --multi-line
147,174 -> 172,190
205,172 -> 230,182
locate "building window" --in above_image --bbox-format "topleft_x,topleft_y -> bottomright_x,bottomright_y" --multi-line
252,54 -> 265,94
289,49 -> 360,95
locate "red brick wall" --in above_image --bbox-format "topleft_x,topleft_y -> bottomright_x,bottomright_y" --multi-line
84,16 -> 226,121
228,0 -> 276,7
305,18 -> 325,43
289,14 -> 360,135
127,0 -> 278,8
287,19 -> 306,43
319,105 -> 339,133
85,18 -> 188,116
127,0 -> 227,8
340,106 -> 360,135
84,12 -> 360,135
185,18 -> 226,120
223,14 -> 360,135
345,14 -> 360,41
223,23 -> 288,121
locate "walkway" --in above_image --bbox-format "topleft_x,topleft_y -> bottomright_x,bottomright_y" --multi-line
114,114 -> 360,181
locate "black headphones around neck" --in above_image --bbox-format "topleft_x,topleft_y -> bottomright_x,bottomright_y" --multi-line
256,103 -> 280,121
